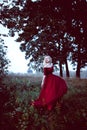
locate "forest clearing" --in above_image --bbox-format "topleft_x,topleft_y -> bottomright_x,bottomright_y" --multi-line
0,74 -> 87,130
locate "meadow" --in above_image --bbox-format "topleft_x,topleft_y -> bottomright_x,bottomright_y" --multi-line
0,74 -> 87,130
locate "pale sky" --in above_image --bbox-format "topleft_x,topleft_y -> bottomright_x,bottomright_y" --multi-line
0,24 -> 29,73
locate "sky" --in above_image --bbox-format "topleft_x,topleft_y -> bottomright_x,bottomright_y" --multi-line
0,24 -> 29,73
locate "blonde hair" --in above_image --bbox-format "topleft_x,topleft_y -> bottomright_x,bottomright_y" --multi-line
43,55 -> 53,68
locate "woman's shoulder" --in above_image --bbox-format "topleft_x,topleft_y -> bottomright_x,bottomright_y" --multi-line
43,63 -> 53,68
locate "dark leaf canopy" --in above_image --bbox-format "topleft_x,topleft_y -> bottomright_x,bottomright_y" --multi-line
0,0 -> 87,71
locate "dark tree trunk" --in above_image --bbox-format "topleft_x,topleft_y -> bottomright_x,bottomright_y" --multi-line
76,60 -> 81,78
59,60 -> 63,77
76,44 -> 81,78
65,59 -> 70,77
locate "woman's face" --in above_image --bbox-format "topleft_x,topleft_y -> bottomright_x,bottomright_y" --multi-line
45,56 -> 51,63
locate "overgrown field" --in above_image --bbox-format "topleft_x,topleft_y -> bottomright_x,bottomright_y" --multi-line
0,74 -> 87,130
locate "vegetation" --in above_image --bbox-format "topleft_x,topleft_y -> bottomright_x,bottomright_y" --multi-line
0,0 -> 87,78
0,74 -> 87,130
0,38 -> 10,80
0,2 -> 87,129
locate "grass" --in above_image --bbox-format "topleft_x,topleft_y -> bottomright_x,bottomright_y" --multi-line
0,74 -> 87,130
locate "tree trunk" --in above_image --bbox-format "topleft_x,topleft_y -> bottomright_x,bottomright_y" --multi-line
76,60 -> 81,78
76,44 -> 81,78
59,60 -> 63,77
65,59 -> 70,77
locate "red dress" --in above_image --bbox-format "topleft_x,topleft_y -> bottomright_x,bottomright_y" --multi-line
33,67 -> 67,110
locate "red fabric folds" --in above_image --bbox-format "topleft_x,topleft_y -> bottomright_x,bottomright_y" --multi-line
33,67 -> 67,109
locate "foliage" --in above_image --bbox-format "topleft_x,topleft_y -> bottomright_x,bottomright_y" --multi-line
0,37 -> 11,129
0,0 -> 87,78
0,74 -> 87,130
0,38 -> 10,79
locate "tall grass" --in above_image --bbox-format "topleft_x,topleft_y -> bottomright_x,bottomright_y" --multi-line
0,74 -> 87,130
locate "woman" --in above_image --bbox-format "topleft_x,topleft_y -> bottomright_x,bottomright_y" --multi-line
32,56 -> 67,111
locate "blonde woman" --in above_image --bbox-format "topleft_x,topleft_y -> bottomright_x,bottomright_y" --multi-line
32,56 -> 67,111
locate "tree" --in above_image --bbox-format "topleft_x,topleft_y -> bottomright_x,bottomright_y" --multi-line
17,0 -> 72,76
0,0 -> 87,78
70,0 -> 87,77
0,0 -> 73,77
0,38 -> 10,80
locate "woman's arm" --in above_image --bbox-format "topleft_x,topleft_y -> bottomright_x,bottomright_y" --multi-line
41,75 -> 46,87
